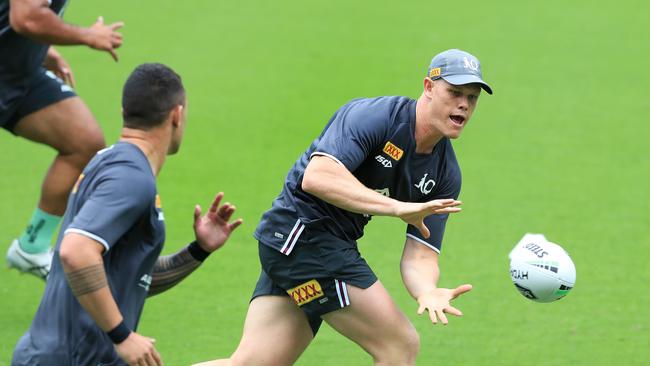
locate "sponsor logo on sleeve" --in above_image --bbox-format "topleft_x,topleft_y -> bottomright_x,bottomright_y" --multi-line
383,142 -> 404,161
155,195 -> 164,221
287,279 -> 324,306
72,174 -> 84,194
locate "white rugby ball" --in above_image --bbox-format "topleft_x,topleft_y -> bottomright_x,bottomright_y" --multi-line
509,234 -> 576,303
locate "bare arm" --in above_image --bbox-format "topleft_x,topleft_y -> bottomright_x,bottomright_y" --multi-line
59,233 -> 162,365
9,0 -> 124,60
400,237 -> 472,325
302,155 -> 462,237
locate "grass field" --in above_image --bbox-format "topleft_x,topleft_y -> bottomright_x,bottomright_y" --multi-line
2,0 -> 649,364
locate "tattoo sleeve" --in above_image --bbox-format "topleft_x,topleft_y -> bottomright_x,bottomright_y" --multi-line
148,245 -> 203,297
65,264 -> 108,297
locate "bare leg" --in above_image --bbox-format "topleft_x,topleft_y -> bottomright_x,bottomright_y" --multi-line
14,97 -> 105,215
192,295 -> 313,366
322,281 -> 420,366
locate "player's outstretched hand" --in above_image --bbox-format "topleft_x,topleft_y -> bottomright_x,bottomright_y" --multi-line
397,199 -> 462,238
43,47 -> 75,87
416,284 -> 472,325
86,16 -> 124,61
115,332 -> 163,366
193,192 -> 243,253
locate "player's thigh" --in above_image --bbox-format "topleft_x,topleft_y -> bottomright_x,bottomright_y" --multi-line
322,280 -> 419,357
14,96 -> 104,155
230,295 -> 313,366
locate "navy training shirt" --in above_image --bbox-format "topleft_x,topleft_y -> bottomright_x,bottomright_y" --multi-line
254,96 -> 461,255
12,142 -> 165,366
0,0 -> 68,87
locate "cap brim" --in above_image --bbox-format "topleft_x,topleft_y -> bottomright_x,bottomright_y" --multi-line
442,74 -> 493,95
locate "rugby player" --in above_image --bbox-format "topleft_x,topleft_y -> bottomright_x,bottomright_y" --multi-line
194,49 -> 492,366
1,0 -> 123,279
12,63 -> 243,366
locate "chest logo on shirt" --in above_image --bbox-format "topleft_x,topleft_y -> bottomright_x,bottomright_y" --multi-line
383,142 -> 404,161
375,155 -> 392,168
287,279 -> 324,306
414,173 -> 436,195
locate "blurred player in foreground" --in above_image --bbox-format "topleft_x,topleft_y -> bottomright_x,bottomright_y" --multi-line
12,63 -> 243,366
194,49 -> 492,366
1,0 -> 123,280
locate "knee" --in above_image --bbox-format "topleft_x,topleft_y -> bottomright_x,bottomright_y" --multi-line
60,122 -> 105,163
75,125 -> 105,159
374,324 -> 420,365
400,325 -> 421,363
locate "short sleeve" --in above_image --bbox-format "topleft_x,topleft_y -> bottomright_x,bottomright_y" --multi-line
406,158 -> 461,253
406,214 -> 449,253
311,99 -> 391,172
65,165 -> 155,252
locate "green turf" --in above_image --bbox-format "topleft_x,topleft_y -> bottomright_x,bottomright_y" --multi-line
2,0 -> 649,364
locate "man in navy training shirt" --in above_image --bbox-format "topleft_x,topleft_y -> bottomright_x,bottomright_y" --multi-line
12,63 -> 243,366
2,0 -> 124,280
195,49 -> 493,366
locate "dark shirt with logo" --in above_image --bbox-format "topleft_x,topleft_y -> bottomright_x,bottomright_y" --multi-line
12,142 -> 165,366
0,0 -> 68,88
254,96 -> 461,255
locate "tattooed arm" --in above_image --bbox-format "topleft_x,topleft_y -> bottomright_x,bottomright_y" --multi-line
148,242 -> 209,297
59,232 -> 162,365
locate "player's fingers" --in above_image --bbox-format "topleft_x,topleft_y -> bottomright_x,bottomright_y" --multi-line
228,218 -> 243,232
96,15 -> 104,25
194,204 -> 202,223
152,347 -> 164,366
108,48 -> 118,62
437,207 -> 461,214
436,309 -> 449,325
222,205 -> 236,222
109,21 -> 125,30
143,352 -> 157,366
216,202 -> 231,218
417,303 -> 425,315
431,199 -> 460,207
451,284 -> 473,299
428,308 -> 438,324
444,306 -> 463,317
417,222 -> 430,239
67,69 -> 76,88
209,193 -> 224,213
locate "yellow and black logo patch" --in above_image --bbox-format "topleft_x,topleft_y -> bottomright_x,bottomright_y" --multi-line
429,67 -> 441,78
383,141 -> 404,161
287,279 -> 324,306
155,195 -> 162,209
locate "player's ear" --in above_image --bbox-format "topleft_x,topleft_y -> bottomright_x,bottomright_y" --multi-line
170,104 -> 183,127
423,77 -> 435,98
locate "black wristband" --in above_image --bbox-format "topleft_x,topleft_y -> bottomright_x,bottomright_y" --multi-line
106,320 -> 131,344
188,240 -> 211,262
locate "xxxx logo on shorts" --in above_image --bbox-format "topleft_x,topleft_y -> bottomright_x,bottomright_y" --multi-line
287,279 -> 324,306
383,141 -> 404,161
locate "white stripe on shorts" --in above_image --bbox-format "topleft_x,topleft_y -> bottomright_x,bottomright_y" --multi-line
335,279 -> 350,308
280,219 -> 305,256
